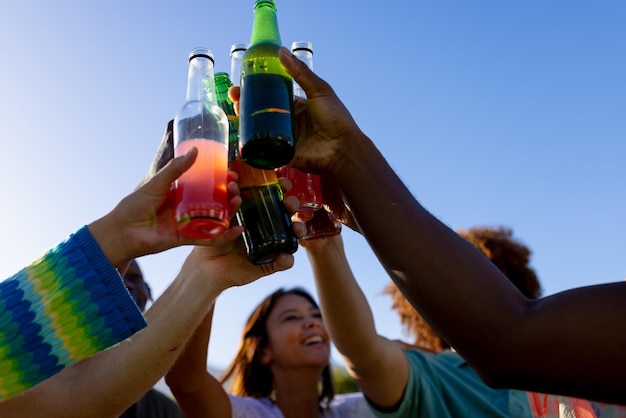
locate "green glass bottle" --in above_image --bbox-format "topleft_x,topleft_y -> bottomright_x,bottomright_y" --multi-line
215,72 -> 240,163
239,0 -> 295,170
215,71 -> 298,264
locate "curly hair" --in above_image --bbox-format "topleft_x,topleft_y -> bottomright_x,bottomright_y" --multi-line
219,287 -> 336,408
383,226 -> 542,352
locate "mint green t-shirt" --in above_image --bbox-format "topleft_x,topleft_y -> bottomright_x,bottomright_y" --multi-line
367,349 -> 626,417
368,350 -> 531,418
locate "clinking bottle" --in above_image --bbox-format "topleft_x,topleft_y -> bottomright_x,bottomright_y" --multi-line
216,64 -> 297,264
173,48 -> 230,239
229,43 -> 248,88
283,41 -> 341,240
239,0 -> 295,170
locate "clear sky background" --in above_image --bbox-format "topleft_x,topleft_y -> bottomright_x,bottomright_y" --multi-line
1,1 -> 625,374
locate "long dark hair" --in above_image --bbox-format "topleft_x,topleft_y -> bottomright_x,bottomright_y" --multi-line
219,287 -> 336,408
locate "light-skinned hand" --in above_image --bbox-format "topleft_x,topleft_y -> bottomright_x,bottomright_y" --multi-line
88,147 -> 244,268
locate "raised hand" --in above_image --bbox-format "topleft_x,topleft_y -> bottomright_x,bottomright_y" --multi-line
88,147 -> 243,268
228,50 -> 362,232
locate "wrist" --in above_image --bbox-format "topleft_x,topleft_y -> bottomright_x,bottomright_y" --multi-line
304,235 -> 344,264
88,213 -> 132,268
178,248 -> 232,294
329,131 -> 374,182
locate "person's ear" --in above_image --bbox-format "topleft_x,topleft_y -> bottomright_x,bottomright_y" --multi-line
258,347 -> 273,365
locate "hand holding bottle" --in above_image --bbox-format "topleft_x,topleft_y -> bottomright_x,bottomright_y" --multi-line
181,227 -> 296,293
88,148 -> 244,269
144,118 -> 306,254
228,47 -> 361,232
278,48 -> 364,173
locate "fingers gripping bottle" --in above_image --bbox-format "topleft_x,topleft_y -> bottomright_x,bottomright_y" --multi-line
173,48 -> 230,239
216,64 -> 297,264
239,0 -> 295,170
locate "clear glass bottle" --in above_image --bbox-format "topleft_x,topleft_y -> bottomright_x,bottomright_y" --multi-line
227,43 -> 248,161
173,47 -> 230,239
290,41 -> 341,240
239,0 -> 295,170
300,203 -> 342,240
215,70 -> 298,264
229,43 -> 248,87
276,40 -> 322,214
290,40 -> 313,98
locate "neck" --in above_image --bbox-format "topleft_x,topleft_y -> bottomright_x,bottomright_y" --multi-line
271,368 -> 322,418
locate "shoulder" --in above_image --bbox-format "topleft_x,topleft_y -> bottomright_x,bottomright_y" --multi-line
402,350 -> 531,417
404,349 -> 466,370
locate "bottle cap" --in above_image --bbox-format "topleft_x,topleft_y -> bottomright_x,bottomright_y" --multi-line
188,47 -> 214,63
254,0 -> 276,10
230,43 -> 249,56
291,41 -> 313,54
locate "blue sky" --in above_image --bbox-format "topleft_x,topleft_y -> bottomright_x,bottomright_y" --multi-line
1,1 -> 625,373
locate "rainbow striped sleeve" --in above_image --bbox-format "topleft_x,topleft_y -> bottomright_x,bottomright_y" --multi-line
0,226 -> 147,401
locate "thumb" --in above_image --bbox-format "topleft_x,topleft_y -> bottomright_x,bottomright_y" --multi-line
279,47 -> 327,99
146,147 -> 198,192
270,253 -> 296,273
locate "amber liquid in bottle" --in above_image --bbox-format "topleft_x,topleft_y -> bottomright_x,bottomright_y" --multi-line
216,68 -> 297,264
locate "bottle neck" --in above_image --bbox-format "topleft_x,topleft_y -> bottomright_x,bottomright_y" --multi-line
214,73 -> 235,116
249,1 -> 281,46
214,72 -> 239,161
186,54 -> 217,104
230,45 -> 248,86
291,47 -> 313,70
291,42 -> 313,98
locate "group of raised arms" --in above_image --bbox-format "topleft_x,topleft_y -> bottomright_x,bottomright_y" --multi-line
0,46 -> 624,418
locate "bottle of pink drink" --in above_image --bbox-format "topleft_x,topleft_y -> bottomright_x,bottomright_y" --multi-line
173,48 -> 230,239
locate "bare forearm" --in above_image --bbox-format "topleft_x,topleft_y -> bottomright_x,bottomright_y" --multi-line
331,133 -> 523,340
306,236 -> 378,362
166,305 -> 232,418
306,235 -> 409,408
284,43 -> 626,402
332,133 -> 626,402
72,260 -> 222,415
166,306 -> 214,392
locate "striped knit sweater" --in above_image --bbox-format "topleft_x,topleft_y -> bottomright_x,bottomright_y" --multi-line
0,226 -> 147,401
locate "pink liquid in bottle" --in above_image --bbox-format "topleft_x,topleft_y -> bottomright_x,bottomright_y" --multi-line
174,139 -> 229,238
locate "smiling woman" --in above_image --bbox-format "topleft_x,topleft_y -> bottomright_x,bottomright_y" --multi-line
165,287 -> 375,418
